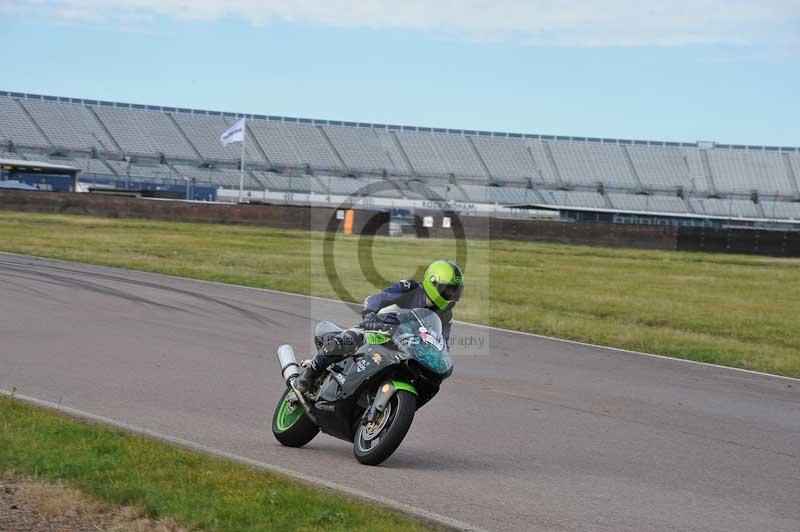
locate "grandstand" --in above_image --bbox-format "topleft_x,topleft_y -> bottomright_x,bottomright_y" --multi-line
1,90 -> 799,222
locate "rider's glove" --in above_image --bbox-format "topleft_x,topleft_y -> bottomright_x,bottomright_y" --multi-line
361,311 -> 383,331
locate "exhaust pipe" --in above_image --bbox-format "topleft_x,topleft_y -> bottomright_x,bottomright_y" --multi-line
277,344 -> 301,385
275,344 -> 317,424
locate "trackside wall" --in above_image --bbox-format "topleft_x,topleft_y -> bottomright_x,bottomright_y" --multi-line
2,190 -> 799,256
0,190 -> 389,235
414,211 -> 800,257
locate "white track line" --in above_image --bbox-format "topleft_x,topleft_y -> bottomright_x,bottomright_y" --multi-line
0,388 -> 485,532
460,321 -> 800,383
2,250 -> 798,383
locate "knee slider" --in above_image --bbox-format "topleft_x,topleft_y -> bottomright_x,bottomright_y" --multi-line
341,330 -> 361,352
322,331 -> 360,357
321,337 -> 341,356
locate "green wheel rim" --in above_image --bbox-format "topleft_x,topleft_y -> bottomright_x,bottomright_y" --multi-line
275,393 -> 304,431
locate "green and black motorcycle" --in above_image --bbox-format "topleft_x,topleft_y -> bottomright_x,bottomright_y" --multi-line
272,308 -> 453,465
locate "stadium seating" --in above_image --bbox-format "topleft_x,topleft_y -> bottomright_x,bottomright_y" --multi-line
394,130 -> 485,178
17,152 -> 55,162
291,175 -> 327,194
548,141 -> 638,189
404,180 -> 445,201
461,184 -> 534,204
2,91 -> 799,221
625,145 -> 692,190
681,148 -> 713,193
492,186 -> 534,204
761,201 -> 800,220
254,171 -> 292,191
689,197 -> 761,218
247,120 -> 342,171
44,155 -> 114,176
105,160 -> 175,181
19,99 -> 118,152
788,153 -> 800,189
322,125 -> 395,174
540,190 -> 608,209
172,164 -> 261,188
526,139 -> 560,186
172,113 -> 265,164
470,136 -> 537,184
707,149 -> 794,195
320,175 -> 365,195
92,106 -> 198,159
607,193 -> 688,213
0,96 -> 49,147
379,130 -> 417,175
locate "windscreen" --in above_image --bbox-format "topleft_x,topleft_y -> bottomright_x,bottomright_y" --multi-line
392,308 -> 453,376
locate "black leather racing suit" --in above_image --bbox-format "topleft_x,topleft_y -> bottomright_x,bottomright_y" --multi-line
310,279 -> 454,370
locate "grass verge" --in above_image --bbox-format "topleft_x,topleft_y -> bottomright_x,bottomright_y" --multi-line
0,397 -> 436,532
0,211 -> 798,377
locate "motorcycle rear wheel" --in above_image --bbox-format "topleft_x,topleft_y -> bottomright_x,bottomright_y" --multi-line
272,387 -> 319,447
353,390 -> 416,465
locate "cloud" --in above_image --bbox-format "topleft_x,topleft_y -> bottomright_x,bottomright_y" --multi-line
4,0 -> 800,47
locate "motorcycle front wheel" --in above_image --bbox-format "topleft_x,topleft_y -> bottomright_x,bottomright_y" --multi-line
272,387 -> 319,447
353,390 -> 416,465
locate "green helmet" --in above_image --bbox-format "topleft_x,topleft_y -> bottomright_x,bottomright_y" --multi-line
422,260 -> 464,311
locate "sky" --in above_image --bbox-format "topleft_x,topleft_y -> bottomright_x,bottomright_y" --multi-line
1,0 -> 798,146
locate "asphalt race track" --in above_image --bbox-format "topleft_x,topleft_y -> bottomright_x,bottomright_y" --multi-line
1,253 -> 798,532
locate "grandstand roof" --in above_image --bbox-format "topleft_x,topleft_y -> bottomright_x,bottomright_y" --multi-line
0,157 -> 80,172
0,180 -> 37,190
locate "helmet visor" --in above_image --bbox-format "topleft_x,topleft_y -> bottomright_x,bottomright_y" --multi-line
438,282 -> 463,303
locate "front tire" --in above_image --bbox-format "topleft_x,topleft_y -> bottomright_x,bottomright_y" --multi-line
353,390 -> 416,465
272,387 -> 319,447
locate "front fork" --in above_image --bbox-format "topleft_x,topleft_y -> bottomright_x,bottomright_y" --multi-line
364,380 -> 417,424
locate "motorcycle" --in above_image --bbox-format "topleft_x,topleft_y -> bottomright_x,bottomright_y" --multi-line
271,308 -> 453,465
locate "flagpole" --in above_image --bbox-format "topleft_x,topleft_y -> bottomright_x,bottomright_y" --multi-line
239,119 -> 245,203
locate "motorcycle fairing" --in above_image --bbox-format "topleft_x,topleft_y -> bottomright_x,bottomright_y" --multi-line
335,343 -> 405,401
309,345 -> 404,442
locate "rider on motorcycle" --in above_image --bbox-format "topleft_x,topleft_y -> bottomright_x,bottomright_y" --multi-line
293,259 -> 464,394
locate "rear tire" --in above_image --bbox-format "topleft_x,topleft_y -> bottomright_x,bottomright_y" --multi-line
272,387 -> 319,447
353,390 -> 416,465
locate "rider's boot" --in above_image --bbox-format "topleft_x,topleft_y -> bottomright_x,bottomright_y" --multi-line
294,332 -> 360,395
293,347 -> 332,394
293,361 -> 322,395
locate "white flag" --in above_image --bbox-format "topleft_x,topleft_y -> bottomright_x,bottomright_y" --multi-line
220,118 -> 246,146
